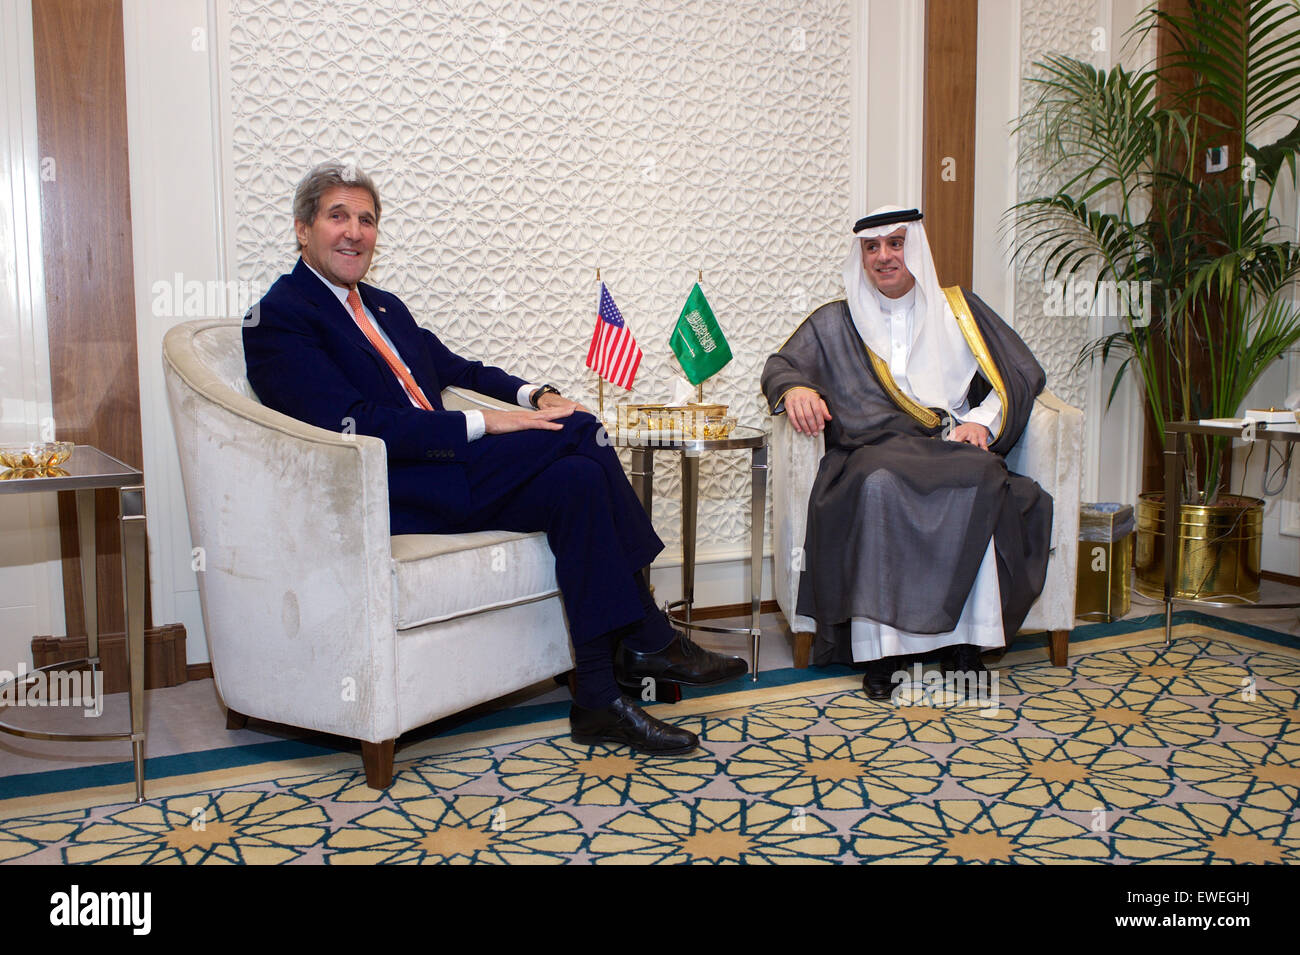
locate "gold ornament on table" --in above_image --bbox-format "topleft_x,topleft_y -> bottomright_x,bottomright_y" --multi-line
0,441 -> 75,476
617,403 -> 736,439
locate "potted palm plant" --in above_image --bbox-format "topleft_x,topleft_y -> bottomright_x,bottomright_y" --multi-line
1014,0 -> 1300,600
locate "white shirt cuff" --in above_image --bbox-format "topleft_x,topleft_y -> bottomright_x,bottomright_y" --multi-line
954,392 -> 1003,438
517,384 -> 540,408
464,409 -> 485,442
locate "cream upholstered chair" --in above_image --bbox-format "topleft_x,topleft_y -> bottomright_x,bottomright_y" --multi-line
771,390 -> 1084,668
162,320 -> 575,789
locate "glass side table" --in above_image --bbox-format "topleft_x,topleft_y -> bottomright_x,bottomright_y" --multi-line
610,424 -> 769,679
1161,420 -> 1300,649
0,447 -> 148,802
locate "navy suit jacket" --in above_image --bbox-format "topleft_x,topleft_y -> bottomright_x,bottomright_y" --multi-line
243,259 -> 530,530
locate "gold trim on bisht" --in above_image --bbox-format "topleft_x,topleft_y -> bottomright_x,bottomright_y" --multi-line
775,300 -> 846,353
942,286 -> 1008,443
863,347 -> 942,429
770,301 -> 875,414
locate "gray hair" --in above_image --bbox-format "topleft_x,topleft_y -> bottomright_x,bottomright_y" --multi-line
292,161 -> 382,243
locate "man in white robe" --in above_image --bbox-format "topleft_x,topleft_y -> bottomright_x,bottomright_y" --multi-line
761,207 -> 1053,698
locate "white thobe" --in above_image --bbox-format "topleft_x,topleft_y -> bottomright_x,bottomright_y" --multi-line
848,286 -> 1007,661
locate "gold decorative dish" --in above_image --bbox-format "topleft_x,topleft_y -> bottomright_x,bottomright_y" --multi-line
0,466 -> 70,480
621,404 -> 736,439
0,441 -> 75,470
618,404 -> 667,430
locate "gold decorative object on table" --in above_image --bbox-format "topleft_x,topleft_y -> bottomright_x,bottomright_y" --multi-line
617,403 -> 736,439
1,466 -> 70,480
617,403 -> 665,430
0,441 -> 75,475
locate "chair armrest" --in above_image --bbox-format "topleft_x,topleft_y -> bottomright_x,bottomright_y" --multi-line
771,389 -> 1084,636
163,321 -> 400,740
1013,390 -> 1084,633
770,412 -> 824,633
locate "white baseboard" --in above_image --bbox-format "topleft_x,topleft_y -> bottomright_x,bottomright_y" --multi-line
647,548 -> 775,611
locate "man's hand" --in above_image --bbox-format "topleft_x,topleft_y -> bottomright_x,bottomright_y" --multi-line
536,392 -> 593,417
784,387 -> 832,435
948,421 -> 991,450
483,406 -> 573,434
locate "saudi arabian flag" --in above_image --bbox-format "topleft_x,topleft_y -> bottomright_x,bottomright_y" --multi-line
668,283 -> 732,385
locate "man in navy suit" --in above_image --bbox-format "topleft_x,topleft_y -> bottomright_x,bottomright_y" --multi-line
244,161 -> 745,755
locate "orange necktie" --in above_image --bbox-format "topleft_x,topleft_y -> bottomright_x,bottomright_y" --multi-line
346,289 -> 434,411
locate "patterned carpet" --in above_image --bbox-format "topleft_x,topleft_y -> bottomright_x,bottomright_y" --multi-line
3,615 -> 1299,864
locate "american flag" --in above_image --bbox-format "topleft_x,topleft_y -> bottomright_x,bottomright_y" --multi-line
585,283 -> 642,390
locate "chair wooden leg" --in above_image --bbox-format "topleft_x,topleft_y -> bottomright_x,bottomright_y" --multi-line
794,632 -> 813,669
1049,629 -> 1070,667
225,708 -> 248,730
361,739 -> 396,790
553,670 -> 579,697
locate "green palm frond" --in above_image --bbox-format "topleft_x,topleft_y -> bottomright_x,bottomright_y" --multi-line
1017,0 -> 1300,504
1012,196 -> 1144,279
1137,0 -> 1300,139
1017,55 -> 1162,198
1248,117 -> 1300,185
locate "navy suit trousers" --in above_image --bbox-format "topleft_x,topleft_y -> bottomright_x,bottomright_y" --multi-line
390,414 -> 662,646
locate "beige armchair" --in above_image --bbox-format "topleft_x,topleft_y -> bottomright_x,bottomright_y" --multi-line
771,391 -> 1084,668
162,320 -> 575,789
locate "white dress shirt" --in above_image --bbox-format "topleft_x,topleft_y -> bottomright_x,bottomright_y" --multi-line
873,285 -> 1003,438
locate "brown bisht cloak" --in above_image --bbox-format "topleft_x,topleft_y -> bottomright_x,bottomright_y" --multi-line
761,289 -> 1053,665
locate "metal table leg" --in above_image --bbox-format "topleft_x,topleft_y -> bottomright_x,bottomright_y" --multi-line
120,485 -> 147,802
750,444 -> 768,679
1164,429 -> 1181,647
629,448 -> 655,587
681,450 -> 699,627
74,489 -> 98,660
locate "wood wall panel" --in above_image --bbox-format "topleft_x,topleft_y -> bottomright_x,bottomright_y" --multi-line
1139,0 -> 1241,495
922,0 -> 978,289
31,0 -> 144,636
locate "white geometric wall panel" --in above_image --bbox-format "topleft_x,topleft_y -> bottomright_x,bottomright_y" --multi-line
228,0 -> 852,553
1015,0 -> 1103,411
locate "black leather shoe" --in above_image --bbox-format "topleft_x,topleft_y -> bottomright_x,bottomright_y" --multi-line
863,656 -> 897,700
570,695 -> 699,755
616,631 -> 749,690
949,644 -> 987,675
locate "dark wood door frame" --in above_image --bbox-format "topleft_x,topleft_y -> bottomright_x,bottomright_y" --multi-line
922,0 -> 979,289
31,0 -> 148,636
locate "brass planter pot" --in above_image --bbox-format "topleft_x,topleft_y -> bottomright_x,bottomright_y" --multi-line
1134,492 -> 1262,601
